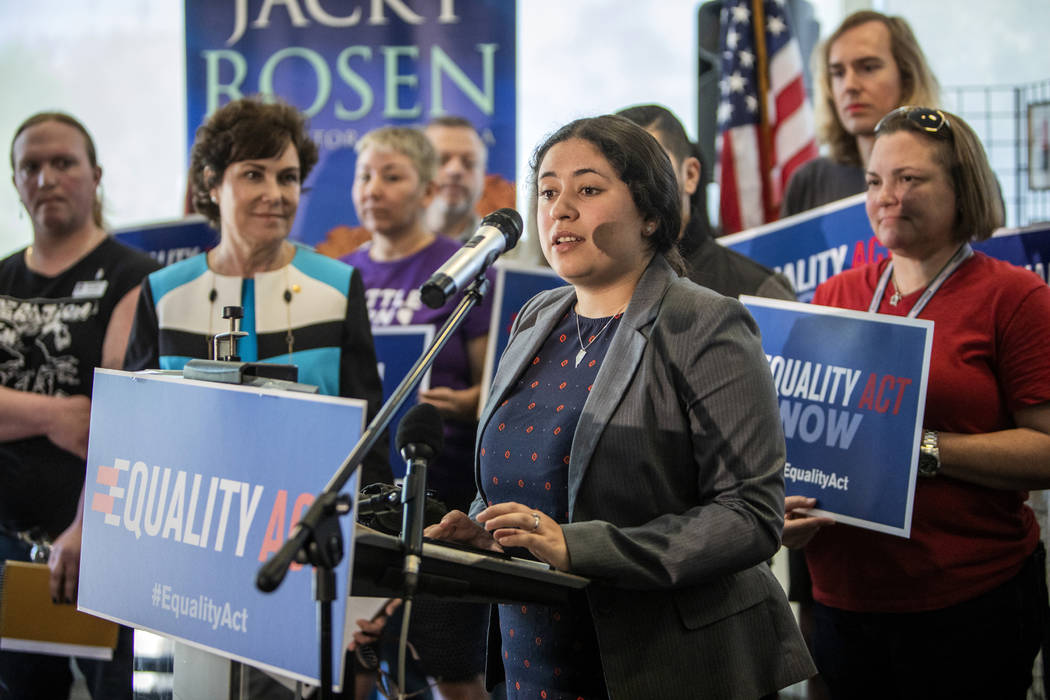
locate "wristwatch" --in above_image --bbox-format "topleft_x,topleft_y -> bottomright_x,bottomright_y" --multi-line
917,429 -> 941,477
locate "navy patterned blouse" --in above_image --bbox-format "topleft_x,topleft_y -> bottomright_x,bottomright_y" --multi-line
479,307 -> 622,700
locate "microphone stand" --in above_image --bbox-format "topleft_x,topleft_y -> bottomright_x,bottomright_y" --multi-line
255,276 -> 490,700
399,445 -> 431,598
396,442 -> 429,699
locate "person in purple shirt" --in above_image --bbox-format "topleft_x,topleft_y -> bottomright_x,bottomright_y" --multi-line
343,126 -> 492,700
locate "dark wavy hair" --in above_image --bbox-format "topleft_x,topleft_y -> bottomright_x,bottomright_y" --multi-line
10,112 -> 103,227
189,96 -> 319,227
529,115 -> 685,274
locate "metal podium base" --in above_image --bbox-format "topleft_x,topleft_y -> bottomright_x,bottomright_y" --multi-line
172,642 -> 307,700
173,642 -> 236,699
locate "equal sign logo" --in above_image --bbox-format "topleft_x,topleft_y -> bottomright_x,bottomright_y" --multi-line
91,458 -> 130,526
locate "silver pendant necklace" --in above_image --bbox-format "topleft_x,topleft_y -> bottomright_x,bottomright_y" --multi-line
870,243 -> 974,317
889,275 -> 902,306
574,305 -> 624,368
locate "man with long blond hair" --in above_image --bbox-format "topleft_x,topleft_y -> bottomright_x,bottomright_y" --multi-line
782,10 -> 939,216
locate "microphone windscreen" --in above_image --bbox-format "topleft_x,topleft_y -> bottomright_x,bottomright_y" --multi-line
396,402 -> 445,457
483,208 -> 524,250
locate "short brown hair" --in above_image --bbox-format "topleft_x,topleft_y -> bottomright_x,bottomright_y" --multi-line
426,115 -> 481,134
424,116 -> 488,168
11,112 -> 103,227
189,96 -> 319,227
873,108 -> 1003,241
816,11 -> 940,166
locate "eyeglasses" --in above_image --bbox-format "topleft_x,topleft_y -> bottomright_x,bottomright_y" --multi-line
874,106 -> 952,139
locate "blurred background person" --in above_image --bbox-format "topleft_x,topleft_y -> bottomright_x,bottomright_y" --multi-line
0,111 -> 158,699
427,115 -> 814,699
343,126 -> 491,700
618,103 -> 794,299
782,10 -> 939,217
785,107 -> 1050,698
424,116 -> 488,243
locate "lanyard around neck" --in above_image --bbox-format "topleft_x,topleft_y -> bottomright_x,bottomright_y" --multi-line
868,243 -> 974,318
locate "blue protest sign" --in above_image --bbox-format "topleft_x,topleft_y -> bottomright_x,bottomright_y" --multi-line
371,326 -> 434,479
974,222 -> 1050,285
741,297 -> 932,537
721,194 -> 885,301
79,370 -> 366,686
482,261 -> 566,396
112,216 -> 217,267
722,200 -> 1050,303
184,0 -> 517,248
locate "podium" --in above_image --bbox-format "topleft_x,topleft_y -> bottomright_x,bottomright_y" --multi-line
78,370 -> 370,688
351,526 -> 588,605
77,370 -> 589,697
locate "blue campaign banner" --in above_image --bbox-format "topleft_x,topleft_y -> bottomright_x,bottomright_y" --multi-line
184,0 -> 517,248
722,198 -> 1050,303
482,261 -> 566,395
112,216 -> 217,267
974,222 -> 1050,285
741,297 -> 933,537
79,370 -> 366,687
371,326 -> 433,480
720,194 -> 885,302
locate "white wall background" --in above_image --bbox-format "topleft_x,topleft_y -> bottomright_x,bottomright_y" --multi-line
1,1 -> 1047,257
0,1 -> 185,253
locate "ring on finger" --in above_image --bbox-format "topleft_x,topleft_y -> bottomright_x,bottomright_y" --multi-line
530,512 -> 541,531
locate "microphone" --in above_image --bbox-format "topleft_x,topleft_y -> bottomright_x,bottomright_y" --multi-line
397,402 -> 444,466
356,482 -> 447,535
396,403 -> 444,596
420,208 -> 523,309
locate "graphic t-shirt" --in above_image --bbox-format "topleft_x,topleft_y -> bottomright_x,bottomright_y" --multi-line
0,238 -> 158,536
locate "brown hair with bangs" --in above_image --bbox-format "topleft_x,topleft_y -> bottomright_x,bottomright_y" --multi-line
189,96 -> 319,227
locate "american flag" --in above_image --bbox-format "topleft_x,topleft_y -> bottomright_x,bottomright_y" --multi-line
717,0 -> 817,233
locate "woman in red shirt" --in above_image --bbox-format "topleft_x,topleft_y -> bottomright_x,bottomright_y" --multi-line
786,107 -> 1050,698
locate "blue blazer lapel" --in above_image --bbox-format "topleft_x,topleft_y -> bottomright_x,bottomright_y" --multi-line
567,256 -> 677,517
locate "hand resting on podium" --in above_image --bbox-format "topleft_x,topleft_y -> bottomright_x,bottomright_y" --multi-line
425,503 -> 570,571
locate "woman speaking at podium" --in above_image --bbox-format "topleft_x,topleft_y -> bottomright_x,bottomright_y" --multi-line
427,115 -> 814,699
123,97 -> 390,487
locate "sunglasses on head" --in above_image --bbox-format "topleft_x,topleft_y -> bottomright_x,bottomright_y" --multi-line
875,106 -> 952,139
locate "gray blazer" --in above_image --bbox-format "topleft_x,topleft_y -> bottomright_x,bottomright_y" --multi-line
472,256 -> 815,698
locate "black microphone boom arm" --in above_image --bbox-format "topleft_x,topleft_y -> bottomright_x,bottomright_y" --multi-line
255,275 -> 490,593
